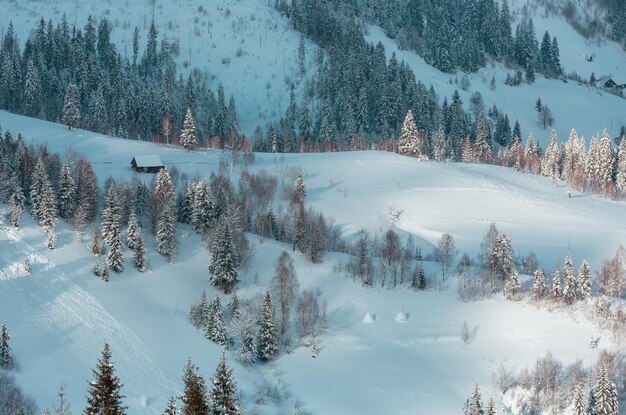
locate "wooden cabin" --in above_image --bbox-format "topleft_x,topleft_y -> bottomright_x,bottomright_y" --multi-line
130,155 -> 165,173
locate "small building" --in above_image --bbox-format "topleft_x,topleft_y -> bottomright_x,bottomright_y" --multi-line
130,155 -> 165,173
597,76 -> 626,90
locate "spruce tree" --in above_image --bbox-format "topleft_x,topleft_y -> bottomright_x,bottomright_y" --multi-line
206,296 -> 227,347
485,397 -> 496,415
180,108 -> 198,151
506,269 -> 521,298
189,290 -> 210,330
563,255 -> 577,304
208,353 -> 241,415
192,180 -> 214,234
84,343 -> 126,415
62,84 -> 81,130
180,359 -> 208,415
578,260 -> 592,301
551,269 -> 561,301
9,175 -> 25,228
208,223 -> 239,293
541,130 -> 560,179
532,269 -> 546,300
593,365 -> 618,415
154,168 -> 177,262
163,396 -> 178,415
0,322 -> 14,369
257,291 -> 278,362
133,228 -> 146,273
615,136 -> 626,196
126,211 -> 141,250
474,113 -> 492,163
102,184 -> 124,273
464,383 -> 484,415
398,110 -> 425,159
58,162 -> 76,220
572,384 -> 587,415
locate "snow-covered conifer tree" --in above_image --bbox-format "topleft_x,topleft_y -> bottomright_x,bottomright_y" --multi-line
615,136 -> 626,196
180,359 -> 208,415
506,269 -> 521,298
58,162 -> 76,220
162,397 -> 178,415
532,269 -> 547,300
180,108 -> 198,151
102,183 -> 121,247
9,175 -> 25,228
62,84 -> 81,130
0,323 -> 14,369
206,296 -> 227,347
572,384 -> 587,415
563,255 -> 577,305
398,110 -> 425,159
192,180 -> 213,234
208,353 -> 241,415
257,290 -> 278,362
598,130 -> 615,197
133,227 -> 146,272
126,211 -> 141,250
474,114 -> 492,163
189,290 -> 210,330
541,129 -> 560,179
593,365 -> 618,415
578,260 -> 592,301
208,222 -> 239,293
551,268 -> 562,301
464,383 -> 484,415
84,343 -> 126,415
154,168 -> 177,262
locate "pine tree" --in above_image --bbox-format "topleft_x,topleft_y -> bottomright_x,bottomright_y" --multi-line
474,113 -> 492,163
133,227 -> 146,272
231,306 -> 256,366
192,180 -> 213,234
163,396 -> 178,415
189,290 -> 210,330
154,168 -> 177,262
257,291 -> 278,362
58,162 -> 77,220
0,322 -> 14,369
62,84 -> 81,130
551,269 -> 561,301
572,384 -> 587,415
91,227 -> 102,256
485,397 -> 496,415
398,110 -> 425,159
593,365 -> 618,415
541,130 -> 560,179
9,175 -> 25,228
615,136 -> 626,196
578,260 -> 592,301
563,255 -> 577,304
180,359 -> 208,415
206,296 -> 227,347
105,234 -> 124,274
598,130 -> 615,197
208,223 -> 239,294
126,211 -> 141,250
506,269 -> 521,298
208,353 -> 241,415
102,184 -> 124,273
532,269 -> 547,300
84,343 -> 126,415
464,383 -> 484,415
180,108 -> 198,151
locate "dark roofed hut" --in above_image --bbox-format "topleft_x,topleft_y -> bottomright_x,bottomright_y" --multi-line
130,155 -> 165,173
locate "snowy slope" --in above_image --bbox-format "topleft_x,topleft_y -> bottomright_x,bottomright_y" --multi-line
0,0 -> 316,136
1,111 -> 625,414
365,25 -> 626,148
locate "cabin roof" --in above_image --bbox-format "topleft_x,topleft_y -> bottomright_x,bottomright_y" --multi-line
131,155 -> 164,168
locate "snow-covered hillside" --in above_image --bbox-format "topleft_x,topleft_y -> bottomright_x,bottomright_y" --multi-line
1,111 -> 625,414
0,0 -> 316,136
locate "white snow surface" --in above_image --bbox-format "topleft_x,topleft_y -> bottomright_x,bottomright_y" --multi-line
0,111 -> 625,414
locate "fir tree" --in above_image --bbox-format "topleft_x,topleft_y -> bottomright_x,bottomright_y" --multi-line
9,177 -> 25,228
189,290 -> 210,330
541,130 -> 560,179
58,162 -> 76,220
133,227 -> 146,272
206,296 -> 227,347
231,306 -> 256,366
532,269 -> 546,300
102,183 -> 121,247
257,291 -> 278,362
180,359 -> 208,415
0,322 -> 14,369
84,343 -> 126,415
208,353 -> 241,415
563,255 -> 577,305
398,110 -> 425,159
474,113 -> 492,163
485,397 -> 496,415
163,396 -> 178,415
154,168 -> 177,262
578,260 -> 592,301
208,223 -> 239,294
551,269 -> 561,301
91,227 -> 102,256
62,84 -> 81,130
180,108 -> 198,151
506,269 -> 521,298
593,365 -> 618,415
615,136 -> 626,196
572,384 -> 587,415
192,180 -> 214,234
126,211 -> 141,250
464,383 -> 484,415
